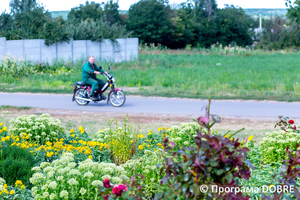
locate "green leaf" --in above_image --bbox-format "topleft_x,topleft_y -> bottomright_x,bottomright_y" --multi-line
224,173 -> 234,183
216,169 -> 225,176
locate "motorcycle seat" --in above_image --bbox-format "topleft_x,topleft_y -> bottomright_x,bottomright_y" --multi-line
75,81 -> 91,86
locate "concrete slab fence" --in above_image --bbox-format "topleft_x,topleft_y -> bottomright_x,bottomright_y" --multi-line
0,37 -> 139,63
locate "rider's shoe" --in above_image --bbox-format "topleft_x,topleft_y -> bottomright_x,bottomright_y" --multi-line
90,95 -> 99,101
100,94 -> 107,100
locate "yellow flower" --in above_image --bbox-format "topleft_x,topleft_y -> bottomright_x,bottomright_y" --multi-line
3,127 -> 7,131
248,135 -> 254,141
147,145 -> 150,148
88,155 -> 92,159
230,138 -> 233,141
139,134 -> 144,138
0,123 -> 3,126
79,126 -> 83,131
158,128 -> 161,131
80,129 -> 85,134
157,143 -> 162,146
1,137 -> 5,142
71,134 -> 75,137
46,152 -> 53,157
70,129 -> 74,133
20,185 -> 25,190
138,145 -> 143,150
224,134 -> 230,138
130,140 -> 133,144
4,184 -> 7,189
10,190 -> 14,195
143,143 -> 146,146
148,132 -> 152,135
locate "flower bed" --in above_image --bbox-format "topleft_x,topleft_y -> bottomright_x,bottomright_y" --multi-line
0,112 -> 300,199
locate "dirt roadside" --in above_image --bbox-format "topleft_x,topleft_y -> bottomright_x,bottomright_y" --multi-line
1,107 -> 293,142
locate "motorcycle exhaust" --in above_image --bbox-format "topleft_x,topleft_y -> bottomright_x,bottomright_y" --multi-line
75,96 -> 93,102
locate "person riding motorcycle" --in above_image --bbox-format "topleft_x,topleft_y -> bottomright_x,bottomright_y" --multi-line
82,56 -> 107,101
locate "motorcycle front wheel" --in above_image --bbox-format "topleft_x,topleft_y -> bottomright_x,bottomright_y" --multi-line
109,90 -> 126,107
75,88 -> 90,106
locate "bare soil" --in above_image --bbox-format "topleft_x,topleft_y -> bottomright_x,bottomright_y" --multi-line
0,107 -> 294,142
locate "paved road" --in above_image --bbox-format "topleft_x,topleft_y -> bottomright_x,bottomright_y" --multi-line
0,93 -> 300,118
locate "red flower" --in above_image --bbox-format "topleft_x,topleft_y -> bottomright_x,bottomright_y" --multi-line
103,194 -> 110,200
293,126 -> 297,130
288,120 -> 294,124
112,184 -> 128,197
103,179 -> 111,188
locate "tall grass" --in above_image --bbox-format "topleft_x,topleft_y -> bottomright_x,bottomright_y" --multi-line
1,51 -> 300,101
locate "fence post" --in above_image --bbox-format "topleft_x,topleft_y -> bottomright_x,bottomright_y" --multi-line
71,38 -> 74,63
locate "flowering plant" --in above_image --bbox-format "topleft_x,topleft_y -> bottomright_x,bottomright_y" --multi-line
30,153 -> 129,200
9,114 -> 65,144
275,116 -> 298,132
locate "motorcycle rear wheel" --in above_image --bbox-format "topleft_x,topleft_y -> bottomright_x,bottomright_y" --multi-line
75,88 -> 90,106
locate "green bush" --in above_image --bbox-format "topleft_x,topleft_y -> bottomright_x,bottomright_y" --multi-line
9,114 -> 66,144
0,145 -> 36,187
259,129 -> 300,163
0,56 -> 34,79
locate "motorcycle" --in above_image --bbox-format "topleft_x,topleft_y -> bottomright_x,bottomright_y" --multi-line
71,67 -> 126,107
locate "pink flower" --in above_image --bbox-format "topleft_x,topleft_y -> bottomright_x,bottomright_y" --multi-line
112,184 -> 128,197
288,120 -> 295,124
103,179 -> 111,188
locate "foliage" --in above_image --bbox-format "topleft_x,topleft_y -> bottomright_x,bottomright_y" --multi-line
126,0 -> 173,47
40,16 -> 70,45
104,0 -> 123,25
67,1 -> 104,24
162,122 -> 203,149
155,100 -> 252,200
285,0 -> 300,24
8,114 -> 65,144
6,0 -> 51,40
121,151 -> 165,199
260,118 -> 300,164
0,56 -> 34,79
30,153 -> 129,200
0,145 -> 36,187
0,179 -> 33,200
67,18 -> 130,43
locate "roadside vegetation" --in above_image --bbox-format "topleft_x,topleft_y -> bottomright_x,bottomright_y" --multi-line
1,47 -> 300,101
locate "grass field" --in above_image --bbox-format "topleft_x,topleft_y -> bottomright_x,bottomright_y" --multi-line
1,52 -> 300,101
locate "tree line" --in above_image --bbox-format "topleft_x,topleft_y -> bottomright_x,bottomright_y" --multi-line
0,0 -> 300,50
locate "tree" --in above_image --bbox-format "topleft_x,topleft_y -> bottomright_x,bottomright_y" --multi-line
285,0 -> 300,23
213,6 -> 254,46
67,1 -> 104,24
40,16 -> 70,45
8,0 -> 51,39
126,0 -> 173,46
104,0 -> 122,24
0,13 -> 14,39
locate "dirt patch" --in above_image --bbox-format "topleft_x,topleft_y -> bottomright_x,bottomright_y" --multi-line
0,107 -> 293,141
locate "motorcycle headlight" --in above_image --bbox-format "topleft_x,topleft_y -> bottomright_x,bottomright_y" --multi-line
112,77 -> 115,83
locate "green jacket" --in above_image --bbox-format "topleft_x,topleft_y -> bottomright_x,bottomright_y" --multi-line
82,61 -> 104,82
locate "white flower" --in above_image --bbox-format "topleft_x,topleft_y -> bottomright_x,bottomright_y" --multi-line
47,171 -> 55,178
91,180 -> 103,187
68,178 -> 79,186
84,172 -> 94,179
32,166 -> 41,172
41,185 -> 47,191
79,188 -> 87,195
111,177 -> 122,184
49,193 -> 57,200
44,166 -> 54,173
103,167 -> 113,174
56,176 -> 64,181
102,175 -> 111,180
43,192 -> 49,198
68,169 -> 81,176
0,178 -> 5,185
48,181 -> 57,190
59,190 -> 68,198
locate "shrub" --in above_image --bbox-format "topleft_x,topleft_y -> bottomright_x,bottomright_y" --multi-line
0,56 -> 34,79
95,118 -> 140,165
9,114 -> 66,144
259,130 -> 300,163
0,145 -> 36,187
155,100 -> 252,199
121,151 -> 164,199
30,153 -> 129,200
